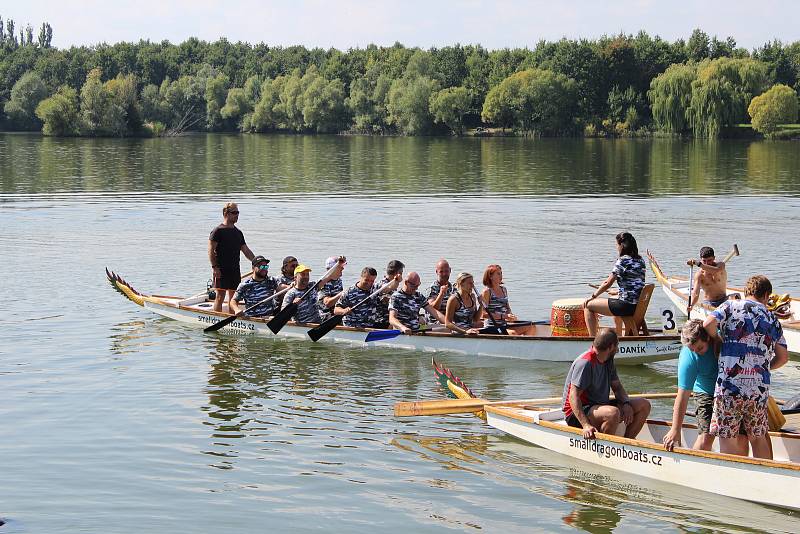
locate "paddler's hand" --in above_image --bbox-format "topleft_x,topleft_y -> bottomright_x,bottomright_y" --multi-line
662,427 -> 681,451
507,312 -> 518,322
621,402 -> 634,425
582,425 -> 597,439
686,258 -> 698,267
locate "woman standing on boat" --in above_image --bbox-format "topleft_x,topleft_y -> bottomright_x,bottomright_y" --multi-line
583,232 -> 646,336
443,272 -> 482,335
480,265 -> 535,335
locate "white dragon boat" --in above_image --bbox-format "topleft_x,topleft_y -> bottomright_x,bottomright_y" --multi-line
647,252 -> 800,355
485,404 -> 800,510
107,270 -> 682,364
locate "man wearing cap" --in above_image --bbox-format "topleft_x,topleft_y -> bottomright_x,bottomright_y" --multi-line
426,259 -> 454,322
389,272 -> 446,334
278,256 -> 299,288
373,260 -> 404,328
230,256 -> 282,317
687,246 -> 729,314
209,202 -> 255,311
281,260 -> 343,324
317,256 -> 347,322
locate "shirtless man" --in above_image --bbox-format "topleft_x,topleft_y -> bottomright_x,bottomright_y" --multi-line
687,246 -> 728,314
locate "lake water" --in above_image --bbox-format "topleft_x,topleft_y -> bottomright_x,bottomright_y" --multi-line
1,133 -> 799,533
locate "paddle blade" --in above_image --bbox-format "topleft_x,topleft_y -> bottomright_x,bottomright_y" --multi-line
204,313 -> 239,333
307,315 -> 343,342
267,303 -> 296,334
364,329 -> 402,342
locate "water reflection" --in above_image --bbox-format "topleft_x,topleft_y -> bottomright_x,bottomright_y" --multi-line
3,134 -> 800,197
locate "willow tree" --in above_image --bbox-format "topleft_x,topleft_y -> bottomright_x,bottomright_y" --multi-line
748,84 -> 799,134
429,86 -> 471,135
687,58 -> 768,138
648,63 -> 697,134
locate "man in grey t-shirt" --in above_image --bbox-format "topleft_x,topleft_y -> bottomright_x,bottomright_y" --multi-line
562,329 -> 651,439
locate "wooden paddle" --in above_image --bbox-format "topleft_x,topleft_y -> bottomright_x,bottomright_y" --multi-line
307,284 -> 386,342
267,261 -> 342,334
722,243 -> 740,263
204,285 -> 292,332
394,392 -> 680,417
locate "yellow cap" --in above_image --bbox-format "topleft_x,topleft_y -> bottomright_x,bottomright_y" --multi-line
294,264 -> 312,275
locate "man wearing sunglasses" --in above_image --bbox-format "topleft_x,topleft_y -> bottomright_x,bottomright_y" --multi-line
209,202 -> 255,312
230,256 -> 281,317
389,272 -> 446,334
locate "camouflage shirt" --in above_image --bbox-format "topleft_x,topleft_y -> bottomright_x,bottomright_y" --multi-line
389,289 -> 428,331
337,284 -> 377,328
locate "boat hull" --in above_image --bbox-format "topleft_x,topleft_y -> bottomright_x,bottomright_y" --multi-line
486,406 -> 800,510
142,297 -> 682,364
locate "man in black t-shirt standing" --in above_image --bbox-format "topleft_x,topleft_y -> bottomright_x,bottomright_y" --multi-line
209,202 -> 255,312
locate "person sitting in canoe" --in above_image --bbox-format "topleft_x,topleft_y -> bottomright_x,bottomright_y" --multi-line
335,266 -> 379,328
281,261 -> 343,324
373,260 -> 405,329
583,232 -> 646,336
443,272 -> 482,335
662,320 -> 748,453
562,328 -> 651,439
278,256 -> 299,288
480,264 -> 536,335
229,256 -> 282,318
687,246 -> 729,314
316,256 -> 347,322
703,274 -> 789,459
426,259 -> 454,323
389,272 -> 446,334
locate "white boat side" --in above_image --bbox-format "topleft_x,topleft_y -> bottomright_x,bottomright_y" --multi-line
140,295 -> 682,364
648,253 -> 800,354
485,405 -> 800,510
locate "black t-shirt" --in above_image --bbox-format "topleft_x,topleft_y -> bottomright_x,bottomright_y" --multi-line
209,225 -> 246,271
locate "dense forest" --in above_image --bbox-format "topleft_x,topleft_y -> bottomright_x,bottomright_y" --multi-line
1,16 -> 799,138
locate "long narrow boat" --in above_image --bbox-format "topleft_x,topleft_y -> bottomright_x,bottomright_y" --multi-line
484,404 -> 800,510
647,252 -> 800,354
107,270 -> 683,364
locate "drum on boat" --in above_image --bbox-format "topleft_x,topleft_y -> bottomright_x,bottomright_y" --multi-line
550,298 -> 589,337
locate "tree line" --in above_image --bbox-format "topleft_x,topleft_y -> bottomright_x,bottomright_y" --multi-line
1,16 -> 799,138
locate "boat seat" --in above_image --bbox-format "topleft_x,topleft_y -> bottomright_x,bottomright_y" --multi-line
620,284 -> 654,336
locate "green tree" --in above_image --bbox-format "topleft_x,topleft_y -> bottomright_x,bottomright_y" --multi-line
302,76 -> 347,132
387,75 -> 439,135
35,85 -> 80,135
688,58 -> 769,138
104,73 -> 142,135
205,73 -> 229,130
80,68 -> 111,134
250,76 -> 287,131
748,83 -> 799,134
4,71 -> 48,130
482,68 -> 577,135
648,63 -> 697,133
429,86 -> 470,134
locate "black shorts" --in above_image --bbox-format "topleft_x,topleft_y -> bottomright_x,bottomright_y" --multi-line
608,298 -> 637,316
213,268 -> 241,291
566,400 -> 621,428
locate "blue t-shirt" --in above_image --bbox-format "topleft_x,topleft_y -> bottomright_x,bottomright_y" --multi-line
677,345 -> 717,395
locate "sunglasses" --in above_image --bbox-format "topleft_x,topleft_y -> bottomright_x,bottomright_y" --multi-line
257,264 -> 269,270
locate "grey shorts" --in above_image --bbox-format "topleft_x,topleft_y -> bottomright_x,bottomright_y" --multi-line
695,392 -> 714,433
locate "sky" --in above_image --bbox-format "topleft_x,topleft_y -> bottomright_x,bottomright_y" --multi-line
2,1 -> 797,51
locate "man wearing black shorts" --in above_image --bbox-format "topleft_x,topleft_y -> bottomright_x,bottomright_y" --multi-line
562,329 -> 651,439
209,202 -> 255,312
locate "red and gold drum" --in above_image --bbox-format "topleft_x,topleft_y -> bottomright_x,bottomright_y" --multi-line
550,298 -> 589,337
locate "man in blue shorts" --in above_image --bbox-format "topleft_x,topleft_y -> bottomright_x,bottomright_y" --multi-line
562,329 -> 651,439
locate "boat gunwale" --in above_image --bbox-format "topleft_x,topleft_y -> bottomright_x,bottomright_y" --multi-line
486,405 -> 800,471
145,295 -> 681,343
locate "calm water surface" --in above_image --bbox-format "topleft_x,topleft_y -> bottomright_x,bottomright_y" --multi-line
2,133 -> 800,533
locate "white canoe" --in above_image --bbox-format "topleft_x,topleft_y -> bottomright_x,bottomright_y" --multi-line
485,404 -> 800,510
648,252 -> 800,355
108,271 -> 682,364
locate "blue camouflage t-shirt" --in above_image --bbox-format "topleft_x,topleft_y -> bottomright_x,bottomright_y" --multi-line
282,282 -> 321,324
317,278 -> 344,322
337,284 -> 377,328
389,289 -> 428,331
612,255 -> 646,304
427,281 -> 455,315
232,276 -> 280,317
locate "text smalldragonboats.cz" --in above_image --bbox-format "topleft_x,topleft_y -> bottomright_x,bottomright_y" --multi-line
198,315 -> 256,331
569,438 -> 663,465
